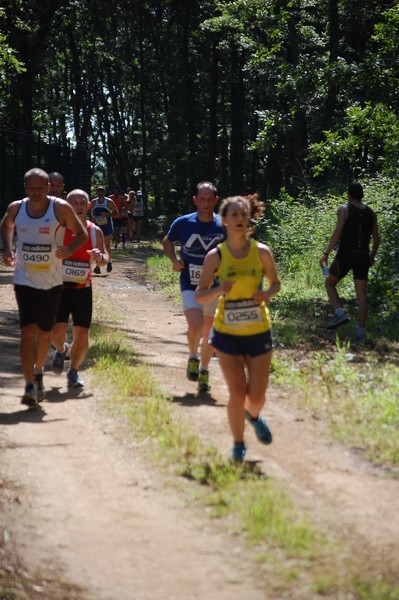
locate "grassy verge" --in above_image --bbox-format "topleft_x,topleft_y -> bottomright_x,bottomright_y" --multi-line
86,303 -> 399,599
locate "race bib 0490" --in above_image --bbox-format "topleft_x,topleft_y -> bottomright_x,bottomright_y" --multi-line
22,242 -> 51,271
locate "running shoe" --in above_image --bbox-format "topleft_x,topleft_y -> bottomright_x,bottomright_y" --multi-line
326,314 -> 349,330
21,382 -> 37,406
186,357 -> 199,381
245,411 -> 273,445
229,442 -> 247,463
106,262 -> 113,273
67,368 -> 84,388
198,369 -> 210,392
33,371 -> 46,402
353,330 -> 366,344
52,343 -> 69,375
93,266 -> 101,274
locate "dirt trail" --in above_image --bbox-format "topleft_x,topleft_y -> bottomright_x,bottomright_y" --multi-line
1,249 -> 398,599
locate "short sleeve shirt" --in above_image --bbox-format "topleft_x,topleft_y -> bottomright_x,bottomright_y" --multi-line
166,212 -> 225,291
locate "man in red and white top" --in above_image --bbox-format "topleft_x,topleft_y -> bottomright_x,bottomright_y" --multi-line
51,189 -> 108,389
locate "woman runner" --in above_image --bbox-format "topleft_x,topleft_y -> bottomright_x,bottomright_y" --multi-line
195,194 -> 281,461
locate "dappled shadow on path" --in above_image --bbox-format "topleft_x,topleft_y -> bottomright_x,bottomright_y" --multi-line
0,406 -> 50,424
44,385 -> 93,403
170,392 -> 223,407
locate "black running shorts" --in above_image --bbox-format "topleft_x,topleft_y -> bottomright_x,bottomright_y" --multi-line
329,252 -> 370,281
14,284 -> 63,331
55,286 -> 93,328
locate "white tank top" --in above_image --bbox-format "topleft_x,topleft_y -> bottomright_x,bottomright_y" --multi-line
132,198 -> 144,217
14,197 -> 65,289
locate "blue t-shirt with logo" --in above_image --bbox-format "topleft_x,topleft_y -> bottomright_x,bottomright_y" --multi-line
166,212 -> 225,291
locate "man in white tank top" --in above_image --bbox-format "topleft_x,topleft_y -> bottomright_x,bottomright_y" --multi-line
1,168 -> 88,407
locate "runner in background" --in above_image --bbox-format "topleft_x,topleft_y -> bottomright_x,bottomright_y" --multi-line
52,189 -> 108,388
162,181 -> 224,393
320,182 -> 380,343
49,172 -> 65,198
127,189 -> 136,241
196,194 -> 281,462
110,188 -> 128,249
89,186 -> 117,273
130,189 -> 145,242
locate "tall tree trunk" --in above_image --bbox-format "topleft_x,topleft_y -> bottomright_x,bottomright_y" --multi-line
183,3 -> 196,193
138,3 -> 147,193
321,0 -> 340,133
230,44 -> 245,194
286,12 -> 308,194
207,38 -> 219,181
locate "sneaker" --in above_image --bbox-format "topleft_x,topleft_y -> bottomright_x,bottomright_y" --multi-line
52,343 -> 69,375
245,411 -> 273,445
21,382 -> 37,406
229,442 -> 246,463
33,371 -> 46,402
93,266 -> 101,274
186,357 -> 200,381
353,330 -> 365,344
198,369 -> 210,392
106,262 -> 113,273
67,368 -> 84,388
326,314 -> 349,330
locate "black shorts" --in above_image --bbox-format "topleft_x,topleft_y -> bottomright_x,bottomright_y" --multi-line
329,252 -> 370,281
112,217 -> 128,228
56,286 -> 93,328
209,328 -> 273,357
132,215 -> 144,222
14,284 -> 63,331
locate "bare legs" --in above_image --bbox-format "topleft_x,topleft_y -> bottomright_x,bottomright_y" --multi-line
325,274 -> 368,328
217,351 -> 272,443
325,273 -> 341,310
354,279 -> 367,328
51,323 -> 89,372
184,308 -> 213,370
20,324 -> 51,382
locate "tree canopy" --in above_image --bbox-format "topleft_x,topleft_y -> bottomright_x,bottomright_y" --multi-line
1,0 -> 399,209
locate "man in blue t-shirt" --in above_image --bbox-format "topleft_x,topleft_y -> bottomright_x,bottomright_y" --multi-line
162,181 -> 225,392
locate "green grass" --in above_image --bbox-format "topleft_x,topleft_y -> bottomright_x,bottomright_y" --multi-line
271,345 -> 399,467
146,253 -> 181,303
85,305 -> 399,599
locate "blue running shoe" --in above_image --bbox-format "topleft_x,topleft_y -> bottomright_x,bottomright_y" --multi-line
229,442 -> 246,463
21,382 -> 37,406
67,368 -> 84,388
33,370 -> 45,402
245,411 -> 273,445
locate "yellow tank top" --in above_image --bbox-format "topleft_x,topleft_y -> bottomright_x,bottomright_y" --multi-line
213,238 -> 271,336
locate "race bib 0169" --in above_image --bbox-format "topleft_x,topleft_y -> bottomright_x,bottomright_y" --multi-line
62,259 -> 90,284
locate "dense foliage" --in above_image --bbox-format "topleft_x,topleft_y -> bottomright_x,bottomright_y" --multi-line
255,176 -> 399,342
2,0 -> 399,211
